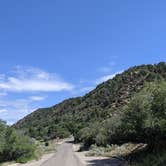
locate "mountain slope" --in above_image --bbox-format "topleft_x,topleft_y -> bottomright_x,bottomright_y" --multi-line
14,62 -> 166,141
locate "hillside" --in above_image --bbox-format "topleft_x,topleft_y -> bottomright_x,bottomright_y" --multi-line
14,62 -> 166,142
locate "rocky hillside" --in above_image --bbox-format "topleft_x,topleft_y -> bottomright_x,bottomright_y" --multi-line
14,62 -> 166,141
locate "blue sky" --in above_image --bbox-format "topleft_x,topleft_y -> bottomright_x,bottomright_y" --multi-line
0,0 -> 166,124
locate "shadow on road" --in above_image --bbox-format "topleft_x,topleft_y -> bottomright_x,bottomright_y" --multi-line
87,158 -> 126,166
65,140 -> 74,144
65,136 -> 75,144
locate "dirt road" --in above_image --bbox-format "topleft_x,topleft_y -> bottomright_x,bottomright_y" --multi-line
41,140 -> 85,166
58,140 -> 126,166
8,139 -> 125,166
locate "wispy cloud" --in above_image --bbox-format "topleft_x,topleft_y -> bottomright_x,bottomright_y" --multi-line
0,98 -> 39,125
96,70 -> 123,84
30,96 -> 47,101
0,67 -> 74,92
0,65 -> 124,125
0,109 -> 8,113
0,66 -> 75,124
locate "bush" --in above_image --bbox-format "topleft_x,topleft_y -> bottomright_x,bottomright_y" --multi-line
78,122 -> 109,147
0,122 -> 36,163
116,82 -> 166,146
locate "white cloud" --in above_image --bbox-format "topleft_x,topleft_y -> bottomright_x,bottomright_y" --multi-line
0,109 -> 8,113
96,70 -> 123,84
0,67 -> 74,92
0,98 -> 38,125
0,66 -> 75,124
30,96 -> 46,101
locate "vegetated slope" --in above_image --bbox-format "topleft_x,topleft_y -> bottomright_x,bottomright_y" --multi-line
14,62 -> 166,141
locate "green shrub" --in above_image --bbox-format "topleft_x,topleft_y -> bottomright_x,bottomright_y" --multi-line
78,122 -> 109,147
0,122 -> 36,163
115,82 -> 166,146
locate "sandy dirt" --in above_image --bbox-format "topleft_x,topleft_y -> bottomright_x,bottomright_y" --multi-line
7,153 -> 55,166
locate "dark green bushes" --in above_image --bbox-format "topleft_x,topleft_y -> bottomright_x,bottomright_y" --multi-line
77,81 -> 166,148
118,82 -> 166,146
77,122 -> 108,147
0,121 -> 36,163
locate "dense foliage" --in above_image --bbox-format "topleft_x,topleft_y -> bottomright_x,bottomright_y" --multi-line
77,81 -> 166,147
0,121 -> 36,163
118,82 -> 166,145
14,62 -> 166,148
131,151 -> 166,166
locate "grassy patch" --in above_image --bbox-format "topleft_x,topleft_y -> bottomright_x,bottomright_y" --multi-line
42,140 -> 58,154
34,139 -> 58,160
0,162 -> 15,166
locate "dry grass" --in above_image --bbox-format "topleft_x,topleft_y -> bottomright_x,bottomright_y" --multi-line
86,143 -> 146,158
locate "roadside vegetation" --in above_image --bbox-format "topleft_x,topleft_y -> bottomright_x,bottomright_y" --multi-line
86,143 -> 146,158
0,122 -> 59,165
38,139 -> 58,154
80,81 -> 166,146
78,81 -> 166,165
0,121 -> 36,163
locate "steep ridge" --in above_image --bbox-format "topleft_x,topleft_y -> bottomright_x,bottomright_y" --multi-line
14,62 -> 166,140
